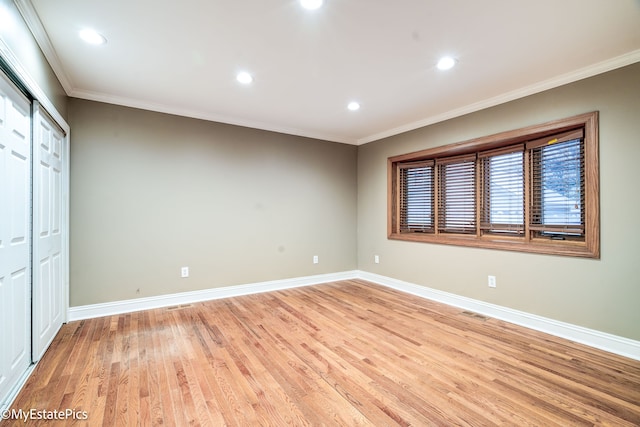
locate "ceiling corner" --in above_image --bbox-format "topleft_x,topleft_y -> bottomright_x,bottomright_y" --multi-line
13,0 -> 74,95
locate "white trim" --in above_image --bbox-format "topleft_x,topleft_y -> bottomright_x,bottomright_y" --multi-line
15,0 -> 640,146
357,49 -> 640,145
12,0 -> 74,95
67,269 -> 640,361
0,39 -> 69,135
358,271 -> 640,361
67,270 -> 359,321
69,88 -> 355,145
15,0 -> 355,144
63,128 -> 70,324
67,50 -> 640,146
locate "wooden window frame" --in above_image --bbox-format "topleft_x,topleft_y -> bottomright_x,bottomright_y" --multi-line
388,112 -> 599,258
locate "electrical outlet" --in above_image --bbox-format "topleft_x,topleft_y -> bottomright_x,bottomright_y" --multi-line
374,255 -> 380,264
488,275 -> 496,288
313,255 -> 319,264
181,266 -> 189,278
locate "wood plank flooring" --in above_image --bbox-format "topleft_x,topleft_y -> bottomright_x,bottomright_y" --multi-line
4,279 -> 640,426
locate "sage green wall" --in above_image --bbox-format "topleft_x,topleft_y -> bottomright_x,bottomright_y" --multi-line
357,63 -> 640,341
0,0 -> 67,118
69,99 -> 357,306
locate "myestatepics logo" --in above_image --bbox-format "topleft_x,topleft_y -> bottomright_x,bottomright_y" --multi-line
2,408 -> 89,422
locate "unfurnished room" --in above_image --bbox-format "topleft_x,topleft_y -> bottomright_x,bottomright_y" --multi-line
1,0 -> 639,425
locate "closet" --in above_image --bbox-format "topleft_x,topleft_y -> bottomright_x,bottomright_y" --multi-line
0,69 -> 68,407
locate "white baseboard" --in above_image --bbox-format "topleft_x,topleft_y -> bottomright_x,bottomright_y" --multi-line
67,269 -> 640,361
67,270 -> 359,321
359,271 -> 640,361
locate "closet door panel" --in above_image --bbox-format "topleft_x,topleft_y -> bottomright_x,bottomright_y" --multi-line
0,73 -> 32,405
32,102 -> 65,361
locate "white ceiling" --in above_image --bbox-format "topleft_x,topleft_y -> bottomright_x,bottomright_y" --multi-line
18,0 -> 640,145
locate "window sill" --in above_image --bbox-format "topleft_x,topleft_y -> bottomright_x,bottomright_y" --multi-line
388,232 -> 599,258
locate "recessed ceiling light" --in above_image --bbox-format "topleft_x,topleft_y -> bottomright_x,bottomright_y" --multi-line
437,56 -> 456,71
79,28 -> 107,45
236,71 -> 253,85
300,0 -> 324,10
347,101 -> 360,111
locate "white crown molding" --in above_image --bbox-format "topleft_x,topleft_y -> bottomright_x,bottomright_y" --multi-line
13,0 -> 640,146
359,271 -> 640,362
357,49 -> 640,145
0,35 -> 69,134
68,269 -> 640,361
71,49 -> 640,146
13,0 -> 356,144
70,88 -> 357,144
13,0 -> 74,95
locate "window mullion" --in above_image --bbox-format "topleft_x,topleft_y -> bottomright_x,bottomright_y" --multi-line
394,165 -> 401,234
475,157 -> 481,237
434,163 -> 440,235
524,149 -> 531,242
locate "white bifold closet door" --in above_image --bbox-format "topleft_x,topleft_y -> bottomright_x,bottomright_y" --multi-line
32,102 -> 65,361
0,72 -> 32,402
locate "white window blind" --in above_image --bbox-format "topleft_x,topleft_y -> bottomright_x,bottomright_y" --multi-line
437,155 -> 476,234
399,162 -> 434,232
479,146 -> 524,234
528,130 -> 584,237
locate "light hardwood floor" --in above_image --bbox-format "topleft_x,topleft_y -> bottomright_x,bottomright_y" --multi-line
4,280 -> 640,426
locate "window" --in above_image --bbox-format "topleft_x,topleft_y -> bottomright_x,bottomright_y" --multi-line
388,112 -> 599,258
438,155 -> 476,234
529,129 -> 585,238
399,161 -> 434,232
479,146 -> 524,235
